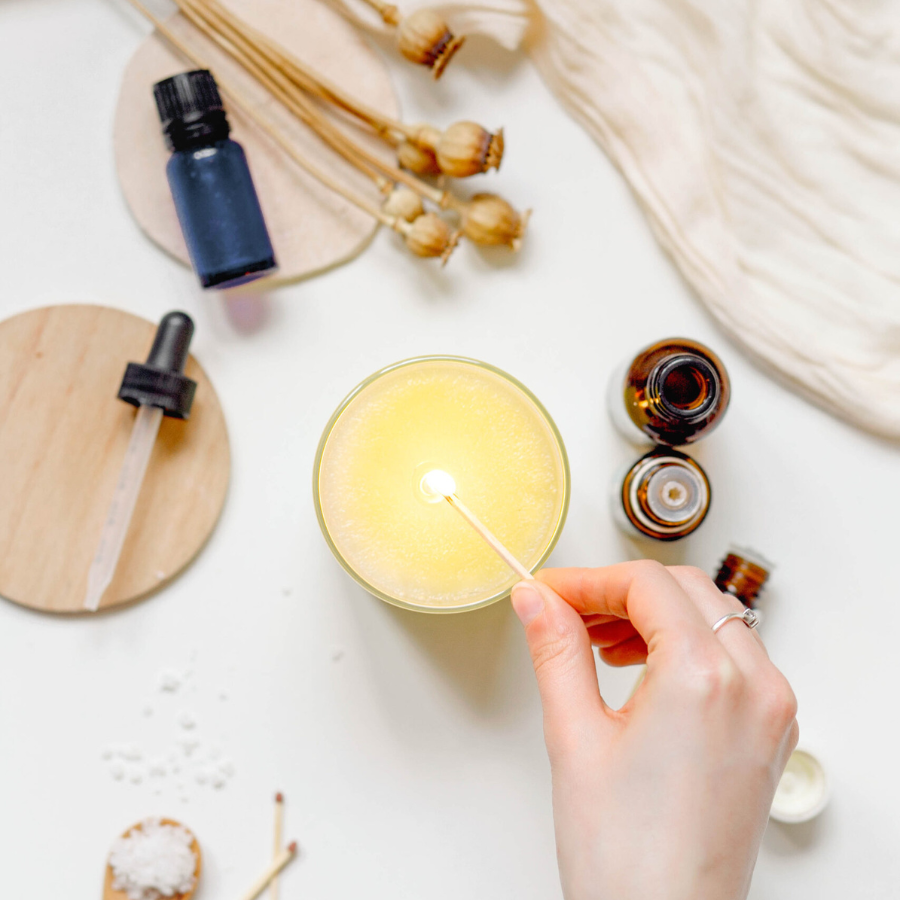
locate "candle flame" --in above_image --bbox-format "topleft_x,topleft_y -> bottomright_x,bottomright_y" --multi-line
421,469 -> 457,500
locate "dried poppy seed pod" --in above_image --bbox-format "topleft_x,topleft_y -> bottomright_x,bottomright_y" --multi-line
436,123 -> 504,177
400,212 -> 460,263
382,186 -> 424,222
460,193 -> 530,250
397,9 -> 465,79
397,140 -> 441,176
410,124 -> 442,155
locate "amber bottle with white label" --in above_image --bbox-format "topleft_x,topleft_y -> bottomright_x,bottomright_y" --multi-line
613,448 -> 711,541
607,338 -> 730,446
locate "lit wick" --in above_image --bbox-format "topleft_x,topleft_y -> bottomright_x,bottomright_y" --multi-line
421,470 -> 535,582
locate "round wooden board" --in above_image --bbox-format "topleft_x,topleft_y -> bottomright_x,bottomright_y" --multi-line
114,0 -> 399,285
0,305 -> 230,614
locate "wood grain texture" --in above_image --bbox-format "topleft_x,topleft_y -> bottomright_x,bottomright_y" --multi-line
114,0 -> 399,285
102,818 -> 201,900
0,305 -> 230,614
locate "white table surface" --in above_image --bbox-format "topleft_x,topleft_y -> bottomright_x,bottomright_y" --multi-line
2,2 -> 899,897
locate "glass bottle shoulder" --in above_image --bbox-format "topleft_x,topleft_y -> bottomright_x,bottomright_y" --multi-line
166,138 -> 247,172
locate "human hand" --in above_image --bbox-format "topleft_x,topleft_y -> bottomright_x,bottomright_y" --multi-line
510,562 -> 798,900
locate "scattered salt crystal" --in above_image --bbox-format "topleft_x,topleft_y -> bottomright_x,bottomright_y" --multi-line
158,670 -> 183,693
105,666 -> 236,799
109,818 -> 197,900
155,570 -> 166,581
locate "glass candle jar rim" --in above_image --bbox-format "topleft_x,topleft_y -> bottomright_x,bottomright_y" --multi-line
313,355 -> 571,614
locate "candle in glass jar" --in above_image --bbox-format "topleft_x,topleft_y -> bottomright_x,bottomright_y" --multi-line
314,357 -> 570,613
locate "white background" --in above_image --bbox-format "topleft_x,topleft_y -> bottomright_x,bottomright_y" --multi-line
1,1 -> 898,898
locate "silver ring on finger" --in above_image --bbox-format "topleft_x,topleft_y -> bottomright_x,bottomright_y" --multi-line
712,608 -> 761,634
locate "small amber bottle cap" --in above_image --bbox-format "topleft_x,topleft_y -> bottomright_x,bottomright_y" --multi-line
714,545 -> 773,608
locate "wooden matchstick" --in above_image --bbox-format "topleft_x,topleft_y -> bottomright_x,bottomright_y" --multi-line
239,842 -> 297,900
270,793 -> 284,900
442,493 -> 535,582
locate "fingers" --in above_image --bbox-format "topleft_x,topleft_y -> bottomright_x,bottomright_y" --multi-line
667,566 -> 770,674
585,618 -> 641,648
538,562 -> 721,660
597,635 -> 648,667
581,613 -> 621,629
510,580 -> 614,758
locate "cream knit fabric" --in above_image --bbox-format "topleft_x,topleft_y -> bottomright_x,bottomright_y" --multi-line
333,0 -> 900,438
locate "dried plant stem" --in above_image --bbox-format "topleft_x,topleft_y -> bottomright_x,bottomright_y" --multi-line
213,7 -> 415,141
123,0 -> 393,227
356,0 -> 401,26
178,0 -> 385,185
182,0 -> 446,207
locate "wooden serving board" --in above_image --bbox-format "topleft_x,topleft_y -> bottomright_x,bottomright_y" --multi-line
0,305 -> 230,614
114,0 -> 399,285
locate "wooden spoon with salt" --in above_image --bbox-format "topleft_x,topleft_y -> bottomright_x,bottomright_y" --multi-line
102,818 -> 202,900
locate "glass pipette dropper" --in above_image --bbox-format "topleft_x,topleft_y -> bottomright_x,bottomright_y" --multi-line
83,312 -> 197,612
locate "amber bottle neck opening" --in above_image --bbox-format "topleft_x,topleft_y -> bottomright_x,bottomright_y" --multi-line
622,451 -> 711,539
647,355 -> 720,424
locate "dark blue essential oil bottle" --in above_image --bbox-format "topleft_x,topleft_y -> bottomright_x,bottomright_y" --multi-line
153,70 -> 277,290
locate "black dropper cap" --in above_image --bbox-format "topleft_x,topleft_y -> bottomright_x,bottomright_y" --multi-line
118,312 -> 198,419
153,70 -> 230,151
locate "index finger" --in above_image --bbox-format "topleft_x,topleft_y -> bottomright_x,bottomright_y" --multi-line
537,562 -> 718,655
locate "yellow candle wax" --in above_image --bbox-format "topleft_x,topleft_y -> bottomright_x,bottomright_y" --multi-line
314,357 -> 570,612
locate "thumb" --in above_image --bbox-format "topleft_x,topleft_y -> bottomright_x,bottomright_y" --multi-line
511,580 -> 611,758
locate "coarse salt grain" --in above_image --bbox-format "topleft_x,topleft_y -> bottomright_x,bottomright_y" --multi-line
158,670 -> 184,693
109,818 -> 197,900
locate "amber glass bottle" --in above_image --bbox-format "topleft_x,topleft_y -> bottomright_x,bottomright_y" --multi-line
607,338 -> 731,446
613,448 -> 711,541
714,546 -> 773,608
